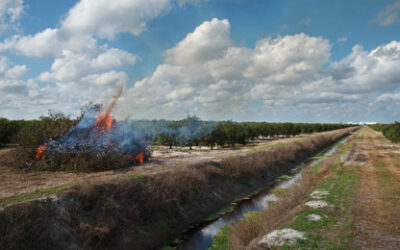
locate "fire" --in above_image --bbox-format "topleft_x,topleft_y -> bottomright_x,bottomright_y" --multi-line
94,87 -> 122,134
94,109 -> 115,134
136,152 -> 144,164
33,87 -> 147,165
35,145 -> 48,159
129,151 -> 144,164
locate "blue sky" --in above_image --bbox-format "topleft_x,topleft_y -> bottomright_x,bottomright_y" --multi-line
0,0 -> 400,123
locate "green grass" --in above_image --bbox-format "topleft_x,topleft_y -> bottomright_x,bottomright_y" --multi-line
209,226 -> 232,250
319,171 -> 359,208
284,133 -> 361,249
291,234 -> 337,249
0,181 -> 82,208
292,160 -> 359,248
276,175 -> 292,182
250,142 -> 289,152
205,204 -> 235,222
272,188 -> 290,198
375,160 -> 400,205
311,162 -> 323,173
293,209 -> 337,231
312,155 -> 331,159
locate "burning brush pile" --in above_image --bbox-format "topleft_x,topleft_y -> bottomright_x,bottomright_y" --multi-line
26,92 -> 150,172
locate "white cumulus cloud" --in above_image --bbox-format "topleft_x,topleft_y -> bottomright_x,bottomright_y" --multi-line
61,0 -> 172,39
116,18 -> 400,122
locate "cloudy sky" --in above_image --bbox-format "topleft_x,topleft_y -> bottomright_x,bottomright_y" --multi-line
0,0 -> 399,123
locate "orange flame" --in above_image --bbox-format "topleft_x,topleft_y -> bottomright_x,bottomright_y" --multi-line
35,145 -> 48,159
94,87 -> 123,134
94,109 -> 115,134
35,87 -> 125,160
136,152 -> 144,164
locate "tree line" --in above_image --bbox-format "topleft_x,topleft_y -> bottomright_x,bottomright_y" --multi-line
0,112 -> 76,147
152,116 -> 354,149
369,122 -> 400,143
0,113 -> 354,149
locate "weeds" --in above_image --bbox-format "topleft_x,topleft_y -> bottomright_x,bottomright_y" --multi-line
210,226 -> 232,250
272,188 -> 290,198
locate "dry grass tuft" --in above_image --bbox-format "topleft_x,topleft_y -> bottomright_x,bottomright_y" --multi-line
228,162 -> 333,249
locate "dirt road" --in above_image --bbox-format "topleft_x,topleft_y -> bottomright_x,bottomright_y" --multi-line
352,127 -> 400,249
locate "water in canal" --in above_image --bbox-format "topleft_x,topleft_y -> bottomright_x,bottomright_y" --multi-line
177,135 -> 351,250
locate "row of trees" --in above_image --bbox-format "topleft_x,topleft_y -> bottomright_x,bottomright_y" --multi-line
0,112 -> 76,147
0,113 -> 354,150
152,116 -> 354,149
369,122 -> 400,143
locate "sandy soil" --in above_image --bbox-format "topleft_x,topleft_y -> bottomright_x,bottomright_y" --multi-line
351,127 -> 400,249
0,135 -> 309,202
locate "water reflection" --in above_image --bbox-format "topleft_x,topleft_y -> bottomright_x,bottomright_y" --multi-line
177,135 -> 350,250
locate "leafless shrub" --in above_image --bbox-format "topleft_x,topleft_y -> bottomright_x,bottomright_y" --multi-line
0,202 -> 57,250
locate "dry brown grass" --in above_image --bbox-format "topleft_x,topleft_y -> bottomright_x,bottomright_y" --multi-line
228,162 -> 333,249
220,129 -> 349,179
65,166 -> 213,249
0,201 -> 57,250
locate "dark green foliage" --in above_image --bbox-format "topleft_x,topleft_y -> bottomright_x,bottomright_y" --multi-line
154,119 -> 353,149
370,122 -> 400,143
13,111 -> 76,148
0,118 -> 24,146
209,226 -> 231,250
